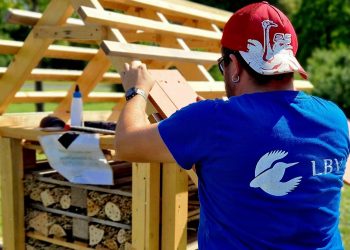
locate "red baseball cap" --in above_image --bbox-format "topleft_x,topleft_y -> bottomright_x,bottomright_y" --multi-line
221,1 -> 307,79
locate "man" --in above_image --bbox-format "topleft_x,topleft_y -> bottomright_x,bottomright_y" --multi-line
116,2 -> 349,249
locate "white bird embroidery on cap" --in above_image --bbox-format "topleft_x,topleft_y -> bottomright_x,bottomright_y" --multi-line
250,150 -> 302,196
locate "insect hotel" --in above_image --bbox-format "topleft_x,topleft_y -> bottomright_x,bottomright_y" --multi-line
0,0 -> 313,249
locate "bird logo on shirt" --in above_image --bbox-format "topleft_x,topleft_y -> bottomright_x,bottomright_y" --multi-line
250,150 -> 302,196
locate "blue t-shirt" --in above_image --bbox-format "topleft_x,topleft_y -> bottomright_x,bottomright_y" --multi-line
158,91 -> 350,250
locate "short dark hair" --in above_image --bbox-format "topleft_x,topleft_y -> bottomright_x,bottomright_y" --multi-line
221,47 -> 293,85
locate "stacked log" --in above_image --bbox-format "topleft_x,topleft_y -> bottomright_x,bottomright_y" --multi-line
24,167 -> 132,249
24,174 -> 71,210
87,191 -> 132,224
89,224 -> 132,249
25,209 -> 72,238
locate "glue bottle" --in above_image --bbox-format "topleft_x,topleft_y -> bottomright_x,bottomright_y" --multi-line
70,84 -> 83,126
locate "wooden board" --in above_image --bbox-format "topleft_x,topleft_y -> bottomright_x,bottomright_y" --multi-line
79,6 -> 221,41
148,70 -> 197,119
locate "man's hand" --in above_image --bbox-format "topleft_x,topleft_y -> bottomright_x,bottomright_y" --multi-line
121,60 -> 155,94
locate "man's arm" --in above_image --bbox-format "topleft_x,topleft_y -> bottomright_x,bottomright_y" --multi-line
115,61 -> 176,163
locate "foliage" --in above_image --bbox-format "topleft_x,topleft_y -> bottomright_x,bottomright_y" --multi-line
293,0 -> 350,65
189,0 -> 300,16
308,46 -> 350,116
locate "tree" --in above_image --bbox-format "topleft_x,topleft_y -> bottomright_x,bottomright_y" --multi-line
293,0 -> 350,65
189,0 -> 300,16
308,46 -> 350,116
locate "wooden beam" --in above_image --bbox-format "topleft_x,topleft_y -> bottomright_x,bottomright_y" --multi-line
294,80 -> 314,91
162,164 -> 188,250
167,0 -> 232,16
33,24 -> 107,40
5,8 -> 221,52
0,137 -> 25,250
27,232 -> 94,250
5,8 -> 83,26
151,11 -> 214,81
0,0 -> 74,114
78,6 -> 221,42
13,91 -> 124,103
0,39 -> 98,61
0,111 -> 112,130
99,0 -> 230,28
0,67 -> 120,82
102,40 -> 219,64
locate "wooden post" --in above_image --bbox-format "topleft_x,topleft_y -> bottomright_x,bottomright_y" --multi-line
132,162 -> 160,250
162,163 -> 188,250
0,137 -> 25,250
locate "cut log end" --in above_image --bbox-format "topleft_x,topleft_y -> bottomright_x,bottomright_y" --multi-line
48,224 -> 66,238
40,189 -> 55,207
87,198 -> 101,216
105,201 -> 121,221
117,229 -> 131,244
60,194 -> 71,209
89,225 -> 105,246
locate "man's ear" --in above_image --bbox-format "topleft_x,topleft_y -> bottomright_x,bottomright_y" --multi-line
229,54 -> 241,76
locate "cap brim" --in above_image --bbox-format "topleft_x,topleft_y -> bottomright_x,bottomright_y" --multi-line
240,50 -> 308,80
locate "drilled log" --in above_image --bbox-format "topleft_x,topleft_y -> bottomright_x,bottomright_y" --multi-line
87,198 -> 101,216
60,194 -> 71,209
41,189 -> 56,207
89,224 -> 105,246
116,229 -> 131,244
105,202 -> 121,221
48,224 -> 66,238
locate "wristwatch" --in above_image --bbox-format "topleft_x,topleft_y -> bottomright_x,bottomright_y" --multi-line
125,87 -> 147,101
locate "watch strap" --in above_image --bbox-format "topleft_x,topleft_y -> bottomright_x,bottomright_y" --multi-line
125,87 -> 147,101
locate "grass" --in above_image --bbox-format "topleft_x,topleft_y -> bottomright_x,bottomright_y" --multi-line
341,185 -> 350,249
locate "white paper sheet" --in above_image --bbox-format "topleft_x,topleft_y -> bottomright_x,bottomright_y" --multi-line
38,133 -> 113,185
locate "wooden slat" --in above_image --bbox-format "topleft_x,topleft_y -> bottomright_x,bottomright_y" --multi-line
5,8 -> 84,26
33,24 -> 107,40
0,39 -> 97,61
152,11 -> 214,81
78,6 -> 221,42
294,80 -> 314,91
0,137 -> 25,250
13,91 -> 124,103
0,67 -> 120,82
99,0 -> 230,28
0,126 -> 115,149
162,164 -> 188,250
167,0 -> 232,16
4,9 -> 221,51
0,0 -> 74,115
102,40 -> 219,64
27,232 -> 94,250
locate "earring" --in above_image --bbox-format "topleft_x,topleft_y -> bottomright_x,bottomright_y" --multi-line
232,75 -> 240,84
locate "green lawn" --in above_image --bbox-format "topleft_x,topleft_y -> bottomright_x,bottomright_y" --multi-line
341,185 -> 350,249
